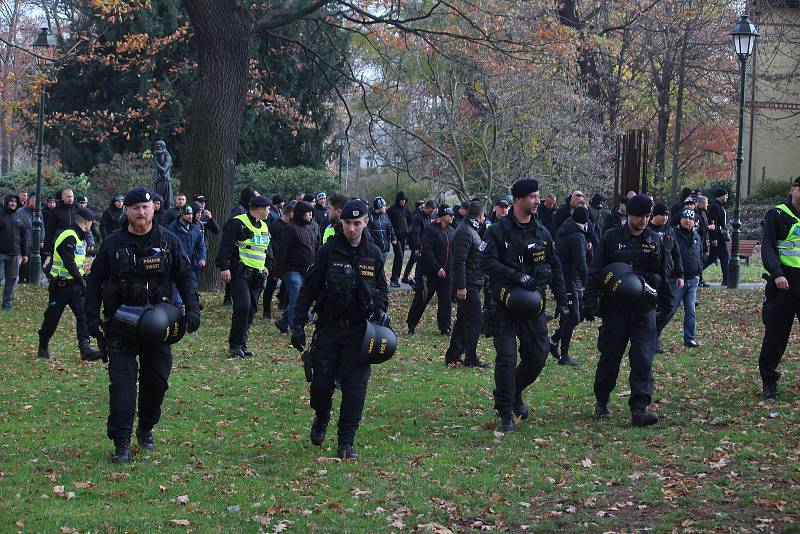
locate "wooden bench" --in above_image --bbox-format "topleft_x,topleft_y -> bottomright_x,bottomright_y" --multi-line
726,239 -> 759,265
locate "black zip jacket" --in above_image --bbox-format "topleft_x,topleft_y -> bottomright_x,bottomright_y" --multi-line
387,201 -> 411,239
408,209 -> 431,251
44,201 -> 76,252
761,197 -> 800,281
555,219 -> 588,289
452,217 -> 484,289
100,200 -> 124,238
480,213 -> 567,308
420,222 -> 456,276
274,214 -> 318,276
648,222 -> 684,280
0,195 -> 28,256
293,232 -> 388,325
368,210 -> 396,253
707,198 -> 728,241
674,225 -> 703,279
549,200 -> 573,236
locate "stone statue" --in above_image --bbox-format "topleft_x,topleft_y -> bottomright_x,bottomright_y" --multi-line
151,140 -> 173,210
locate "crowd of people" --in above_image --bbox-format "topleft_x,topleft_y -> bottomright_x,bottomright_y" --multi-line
1,175 -> 798,464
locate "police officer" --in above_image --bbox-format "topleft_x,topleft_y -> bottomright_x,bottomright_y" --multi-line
37,207 -> 102,361
582,193 -> 671,427
85,188 -> 200,464
445,200 -> 487,367
480,179 -> 568,432
216,195 -> 272,358
757,176 -> 800,400
290,199 -> 390,460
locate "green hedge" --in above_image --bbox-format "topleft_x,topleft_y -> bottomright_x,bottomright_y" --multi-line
235,163 -> 339,199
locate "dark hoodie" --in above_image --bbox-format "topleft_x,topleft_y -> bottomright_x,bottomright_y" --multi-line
228,186 -> 257,221
0,194 -> 28,256
387,192 -> 411,238
555,218 -> 588,289
549,195 -> 574,236
588,193 -> 606,238
100,197 -> 124,238
274,206 -> 319,276
44,197 -> 77,253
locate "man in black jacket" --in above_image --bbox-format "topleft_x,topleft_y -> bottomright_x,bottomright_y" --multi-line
0,194 -> 28,311
313,192 -> 329,229
368,197 -> 396,263
549,206 -> 589,366
538,194 -> 557,231
387,191 -> 411,287
550,190 -> 585,236
44,187 -> 77,256
407,205 -> 455,335
216,195 -> 272,358
582,194 -> 671,427
480,179 -> 568,431
649,203 -> 684,352
274,201 -> 318,334
161,193 -> 187,226
290,199 -> 390,460
85,188 -> 200,464
671,209 -> 704,349
403,200 -> 436,286
703,188 -> 730,286
603,197 -> 627,232
100,194 -> 125,238
263,200 -> 295,319
588,193 -> 606,241
445,201 -> 487,367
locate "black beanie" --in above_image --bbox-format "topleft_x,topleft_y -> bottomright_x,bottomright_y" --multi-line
571,205 -> 588,224
652,203 -> 669,217
626,194 -> 653,216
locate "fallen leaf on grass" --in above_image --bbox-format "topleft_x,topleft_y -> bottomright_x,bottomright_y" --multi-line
753,498 -> 785,512
174,495 -> 190,505
581,458 -> 593,468
170,519 -> 190,526
74,481 -> 95,489
252,515 -> 270,526
416,523 -> 454,534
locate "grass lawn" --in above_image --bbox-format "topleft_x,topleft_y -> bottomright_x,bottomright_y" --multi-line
0,278 -> 797,532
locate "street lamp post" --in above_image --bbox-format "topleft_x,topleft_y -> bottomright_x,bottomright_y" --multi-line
335,131 -> 347,191
29,27 -> 56,286
728,14 -> 758,289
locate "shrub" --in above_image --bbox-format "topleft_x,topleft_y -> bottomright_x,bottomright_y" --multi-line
0,166 -> 89,200
89,153 -> 159,209
235,163 -> 339,200
749,177 -> 791,203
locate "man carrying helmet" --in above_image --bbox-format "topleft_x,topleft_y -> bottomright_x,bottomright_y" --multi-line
37,207 -> 102,361
582,193 -> 670,427
480,178 -> 568,432
216,195 -> 272,358
290,199 -> 390,461
86,188 -> 201,464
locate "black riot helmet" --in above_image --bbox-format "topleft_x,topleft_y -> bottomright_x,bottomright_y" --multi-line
359,321 -> 398,364
110,303 -> 186,345
601,262 -> 644,306
494,285 -> 546,319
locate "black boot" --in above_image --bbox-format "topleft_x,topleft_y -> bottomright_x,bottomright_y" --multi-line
558,354 -> 578,366
497,410 -> 515,432
762,383 -> 779,400
337,443 -> 358,460
228,346 -> 245,358
111,439 -> 132,464
79,339 -> 103,361
310,415 -> 330,446
463,358 -> 488,368
513,400 -> 529,421
38,338 -> 51,359
631,409 -> 659,427
136,427 -> 155,450
594,402 -> 612,419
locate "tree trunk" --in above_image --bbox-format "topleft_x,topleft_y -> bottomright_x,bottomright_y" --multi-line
653,54 -> 674,183
670,27 -> 690,202
182,0 -> 253,290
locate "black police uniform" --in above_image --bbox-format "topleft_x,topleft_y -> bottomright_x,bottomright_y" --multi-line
445,216 -> 486,366
215,212 -> 271,356
583,218 -> 671,422
85,209 -> 199,459
293,229 -> 389,456
480,210 -> 567,424
38,222 -> 101,360
757,194 -> 800,398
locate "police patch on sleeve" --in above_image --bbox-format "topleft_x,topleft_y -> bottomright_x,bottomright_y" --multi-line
479,241 -> 488,252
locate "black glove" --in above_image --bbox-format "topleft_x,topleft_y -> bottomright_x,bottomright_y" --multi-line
514,272 -> 537,291
186,311 -> 201,333
581,302 -> 596,322
291,328 -> 306,352
369,311 -> 391,328
78,276 -> 87,290
87,318 -> 104,339
557,304 -> 570,316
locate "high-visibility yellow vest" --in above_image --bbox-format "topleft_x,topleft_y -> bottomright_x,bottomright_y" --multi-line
51,229 -> 86,279
775,204 -> 800,269
323,224 -> 336,244
234,214 -> 269,270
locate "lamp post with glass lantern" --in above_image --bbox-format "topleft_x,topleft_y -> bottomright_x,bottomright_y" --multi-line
727,14 -> 758,289
29,27 -> 56,286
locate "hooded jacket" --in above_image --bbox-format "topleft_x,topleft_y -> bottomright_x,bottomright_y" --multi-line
648,221 -> 684,280
312,203 -> 329,228
368,209 -> 396,253
549,195 -> 574,236
387,192 -> 411,238
274,209 -> 319,276
555,218 -> 588,289
167,217 -> 207,266
100,198 -> 124,238
420,221 -> 456,276
0,194 -> 28,256
452,217 -> 484,289
408,208 -> 431,251
674,224 -> 703,279
228,187 -> 257,221
44,199 -> 77,253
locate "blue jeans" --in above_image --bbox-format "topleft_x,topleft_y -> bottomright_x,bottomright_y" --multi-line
670,277 -> 699,343
276,271 -> 303,331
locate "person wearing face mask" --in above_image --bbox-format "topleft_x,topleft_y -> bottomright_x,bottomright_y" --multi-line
671,209 -> 704,349
0,194 -> 28,310
582,194 -> 671,427
549,205 -> 590,366
37,207 -> 102,361
101,194 -> 126,238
